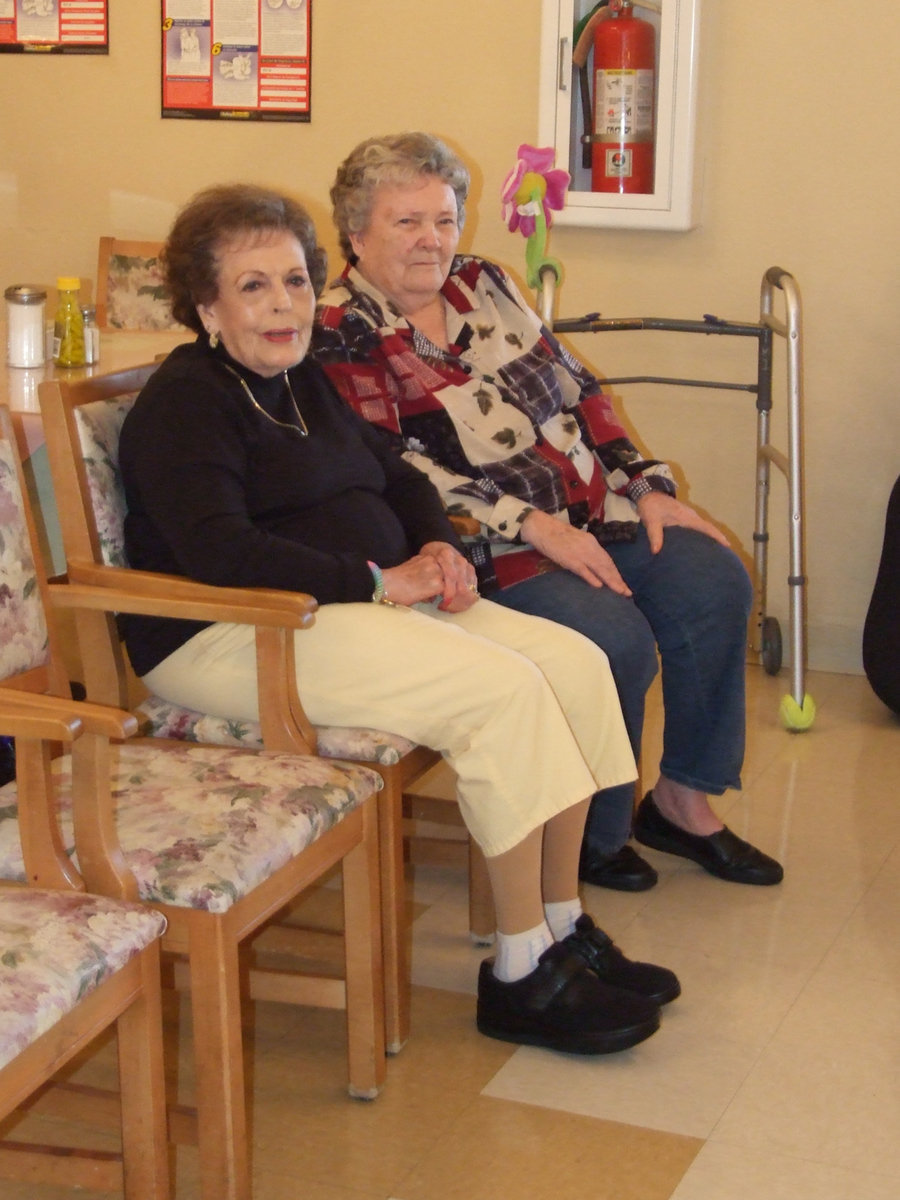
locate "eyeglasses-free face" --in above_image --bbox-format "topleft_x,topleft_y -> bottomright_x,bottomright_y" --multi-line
198,229 -> 316,378
350,176 -> 461,318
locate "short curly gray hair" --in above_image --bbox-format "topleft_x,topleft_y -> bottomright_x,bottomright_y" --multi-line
330,132 -> 470,261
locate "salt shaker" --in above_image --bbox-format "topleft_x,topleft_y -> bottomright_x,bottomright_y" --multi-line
5,284 -> 47,368
81,305 -> 100,364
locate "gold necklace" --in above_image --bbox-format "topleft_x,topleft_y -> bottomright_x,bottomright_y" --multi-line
219,361 -> 309,436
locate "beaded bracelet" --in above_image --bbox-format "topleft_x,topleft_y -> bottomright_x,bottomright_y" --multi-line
367,561 -> 401,607
367,561 -> 385,602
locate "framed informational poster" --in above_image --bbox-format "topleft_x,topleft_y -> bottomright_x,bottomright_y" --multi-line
0,0 -> 109,53
162,0 -> 311,122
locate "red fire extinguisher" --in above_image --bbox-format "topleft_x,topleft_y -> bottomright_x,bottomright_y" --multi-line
592,0 -> 656,194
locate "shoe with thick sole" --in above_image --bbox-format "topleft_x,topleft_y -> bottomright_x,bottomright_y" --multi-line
563,914 -> 681,1005
476,940 -> 660,1055
579,843 -> 659,892
633,791 -> 784,886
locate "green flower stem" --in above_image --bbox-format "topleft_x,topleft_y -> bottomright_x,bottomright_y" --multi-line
524,186 -> 563,292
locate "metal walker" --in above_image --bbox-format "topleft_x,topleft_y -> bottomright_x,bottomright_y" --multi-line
539,266 -> 815,729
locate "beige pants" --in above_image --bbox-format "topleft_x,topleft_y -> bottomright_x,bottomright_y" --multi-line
143,597 -> 635,858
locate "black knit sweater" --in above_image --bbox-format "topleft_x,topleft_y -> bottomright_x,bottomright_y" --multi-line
118,338 -> 461,676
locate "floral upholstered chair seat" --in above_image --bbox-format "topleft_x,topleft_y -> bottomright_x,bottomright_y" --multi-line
0,743 -> 381,915
77,396 -> 419,766
0,889 -> 166,1070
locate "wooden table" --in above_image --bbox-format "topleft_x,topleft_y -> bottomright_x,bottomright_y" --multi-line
2,326 -> 192,457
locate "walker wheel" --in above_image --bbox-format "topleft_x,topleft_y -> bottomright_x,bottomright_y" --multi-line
761,616 -> 783,675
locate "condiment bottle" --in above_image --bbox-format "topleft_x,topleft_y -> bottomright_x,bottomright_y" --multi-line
5,284 -> 47,368
53,276 -> 86,367
81,304 -> 100,364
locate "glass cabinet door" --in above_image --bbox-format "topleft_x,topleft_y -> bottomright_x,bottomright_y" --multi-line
538,0 -> 702,229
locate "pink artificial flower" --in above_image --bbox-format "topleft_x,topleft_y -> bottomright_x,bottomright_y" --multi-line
500,144 -> 570,237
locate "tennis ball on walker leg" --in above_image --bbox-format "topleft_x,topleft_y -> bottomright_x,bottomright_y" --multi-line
779,692 -> 816,731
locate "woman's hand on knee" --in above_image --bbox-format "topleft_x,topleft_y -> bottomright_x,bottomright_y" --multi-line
636,493 -> 731,554
521,510 -> 632,596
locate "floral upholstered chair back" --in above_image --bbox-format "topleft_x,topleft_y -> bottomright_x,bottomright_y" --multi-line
95,237 -> 181,332
73,395 -> 137,569
0,428 -> 51,684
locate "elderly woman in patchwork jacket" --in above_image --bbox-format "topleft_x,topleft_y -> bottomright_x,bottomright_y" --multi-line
312,131 -> 783,895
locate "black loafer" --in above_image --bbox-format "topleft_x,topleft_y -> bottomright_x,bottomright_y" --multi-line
563,914 -> 681,1005
633,791 -> 784,886
476,941 -> 660,1055
579,843 -> 659,891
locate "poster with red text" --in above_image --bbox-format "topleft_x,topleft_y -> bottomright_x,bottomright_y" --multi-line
0,0 -> 108,53
162,0 -> 311,122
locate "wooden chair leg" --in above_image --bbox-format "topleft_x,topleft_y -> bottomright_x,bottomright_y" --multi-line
186,917 -> 250,1200
341,798 -> 386,1098
375,770 -> 410,1053
116,943 -> 170,1200
376,746 -> 445,1052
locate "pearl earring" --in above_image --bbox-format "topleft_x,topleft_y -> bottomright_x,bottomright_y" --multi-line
208,329 -> 219,349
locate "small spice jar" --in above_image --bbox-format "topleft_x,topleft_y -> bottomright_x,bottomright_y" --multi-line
5,284 -> 47,368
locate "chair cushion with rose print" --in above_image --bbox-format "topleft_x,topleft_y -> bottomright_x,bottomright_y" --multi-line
0,742 -> 381,915
0,440 -> 51,679
0,889 -> 166,1071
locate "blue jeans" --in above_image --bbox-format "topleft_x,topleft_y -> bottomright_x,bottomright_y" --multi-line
493,526 -> 753,853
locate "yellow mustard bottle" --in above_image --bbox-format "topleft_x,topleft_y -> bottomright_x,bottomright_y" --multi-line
53,276 -> 86,367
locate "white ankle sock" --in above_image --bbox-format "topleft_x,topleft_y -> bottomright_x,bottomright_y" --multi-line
493,922 -> 554,983
544,898 -> 583,942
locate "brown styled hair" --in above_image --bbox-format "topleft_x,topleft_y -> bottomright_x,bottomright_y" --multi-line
162,183 -> 328,333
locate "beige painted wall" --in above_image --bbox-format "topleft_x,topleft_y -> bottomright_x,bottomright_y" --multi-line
1,1 -> 897,674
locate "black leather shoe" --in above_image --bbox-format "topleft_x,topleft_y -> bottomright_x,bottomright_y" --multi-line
579,843 -> 659,891
563,914 -> 681,1005
476,941 -> 660,1055
633,791 -> 784,886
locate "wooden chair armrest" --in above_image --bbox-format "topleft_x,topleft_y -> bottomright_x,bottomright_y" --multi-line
0,694 -> 83,742
51,563 -> 317,629
448,514 -> 482,537
0,690 -> 138,741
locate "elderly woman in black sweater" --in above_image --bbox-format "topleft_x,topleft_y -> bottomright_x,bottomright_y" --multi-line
119,183 -> 679,1055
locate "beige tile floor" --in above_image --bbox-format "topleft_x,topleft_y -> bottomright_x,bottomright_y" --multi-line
2,665 -> 899,1199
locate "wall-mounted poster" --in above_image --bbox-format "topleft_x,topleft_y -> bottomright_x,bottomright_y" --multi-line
162,0 -> 311,122
0,0 -> 108,53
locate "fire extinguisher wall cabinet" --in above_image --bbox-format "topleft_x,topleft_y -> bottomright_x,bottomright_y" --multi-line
538,0 -> 702,230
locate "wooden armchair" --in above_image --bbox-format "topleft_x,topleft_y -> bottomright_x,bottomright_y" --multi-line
0,887 -> 168,1197
39,364 -> 494,1055
0,404 -> 385,1199
95,237 -> 181,331
0,702 -> 169,1197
